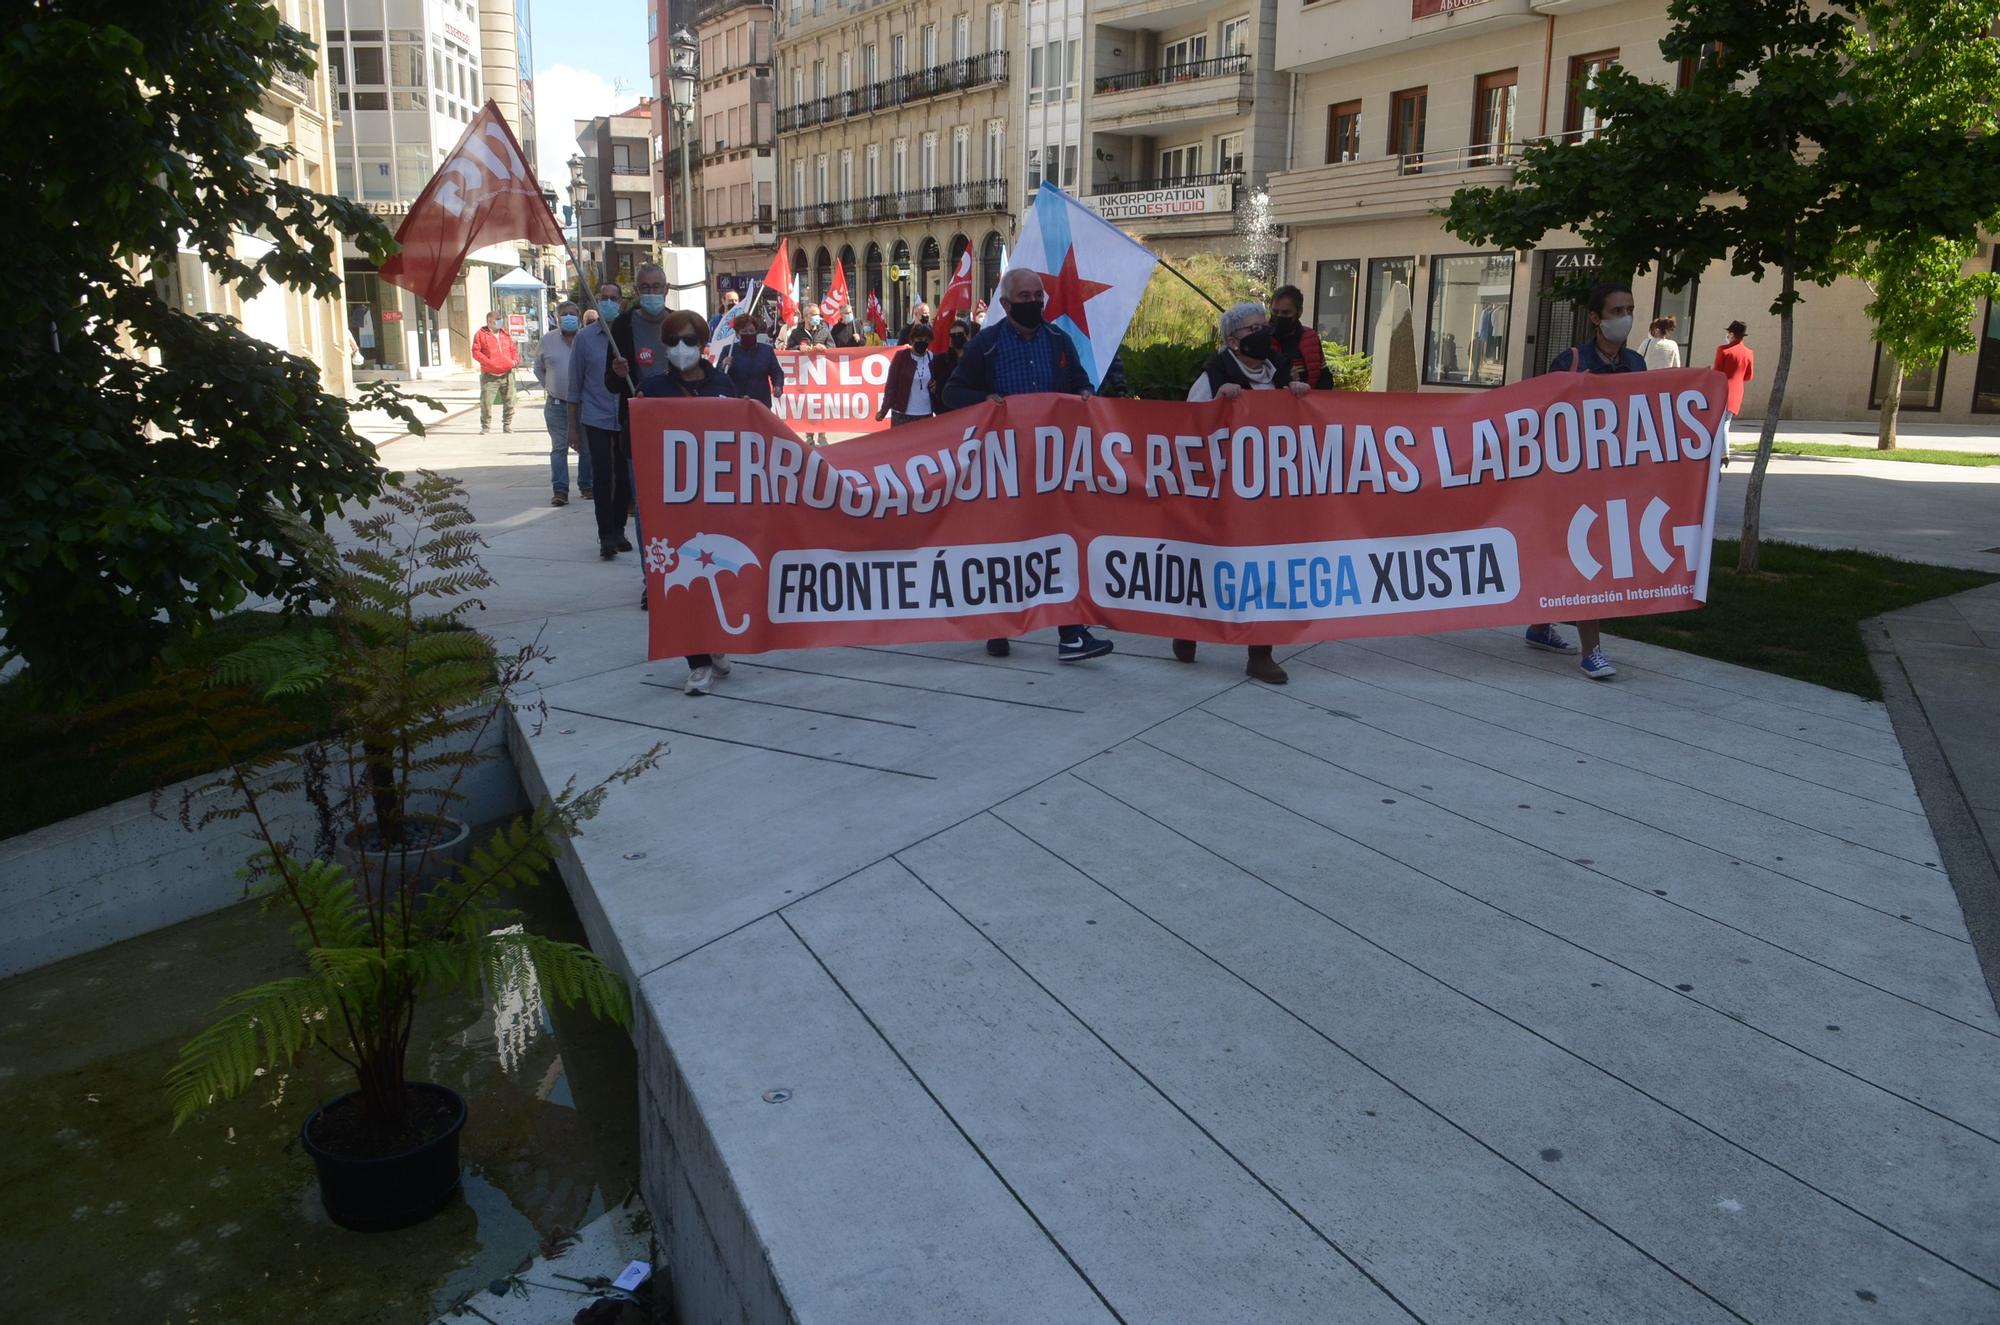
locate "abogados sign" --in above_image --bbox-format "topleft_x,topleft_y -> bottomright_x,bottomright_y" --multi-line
1413,0 -> 1493,16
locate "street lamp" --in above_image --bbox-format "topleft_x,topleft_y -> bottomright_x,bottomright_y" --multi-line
668,26 -> 699,249
568,157 -> 588,290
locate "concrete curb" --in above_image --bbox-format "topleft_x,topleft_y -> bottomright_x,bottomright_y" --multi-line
1863,615 -> 2000,1018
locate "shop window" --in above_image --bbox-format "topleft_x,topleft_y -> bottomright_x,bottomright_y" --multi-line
1364,257 -> 1415,356
1869,345 -> 1947,412
1426,252 -> 1515,387
1314,260 -> 1359,352
1326,100 -> 1361,165
1976,254 -> 2000,413
1652,273 -> 1697,367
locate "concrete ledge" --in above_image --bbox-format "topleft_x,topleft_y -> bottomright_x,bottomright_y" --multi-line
0,724 -> 522,979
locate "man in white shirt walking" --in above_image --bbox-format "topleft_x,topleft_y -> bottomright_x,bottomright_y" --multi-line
533,300 -> 591,506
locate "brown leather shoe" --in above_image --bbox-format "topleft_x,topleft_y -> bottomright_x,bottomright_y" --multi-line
1171,638 -> 1197,663
1246,647 -> 1288,685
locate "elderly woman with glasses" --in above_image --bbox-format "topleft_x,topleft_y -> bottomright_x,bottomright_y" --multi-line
1175,301 -> 1312,685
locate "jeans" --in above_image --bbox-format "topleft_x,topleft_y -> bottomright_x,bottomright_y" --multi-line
1718,409 -> 1736,461
583,424 -> 633,550
544,399 -> 593,493
479,371 -> 516,428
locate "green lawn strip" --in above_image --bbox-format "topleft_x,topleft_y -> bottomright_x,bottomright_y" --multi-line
1611,540 -> 1997,699
0,611 -> 335,841
1730,440 -> 2000,467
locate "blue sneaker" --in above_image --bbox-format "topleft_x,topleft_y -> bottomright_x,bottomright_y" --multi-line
1580,647 -> 1617,680
1058,629 -> 1114,663
1525,625 -> 1578,654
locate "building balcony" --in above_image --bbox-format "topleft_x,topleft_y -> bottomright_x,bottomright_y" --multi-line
702,140 -> 776,164
1081,171 -> 1239,225
777,178 -> 1008,231
1090,54 -> 1252,133
1093,0 -> 1235,33
777,51 -> 1008,134
1276,0 -> 1537,74
1266,141 -> 1533,226
695,0 -> 775,25
266,64 -> 313,108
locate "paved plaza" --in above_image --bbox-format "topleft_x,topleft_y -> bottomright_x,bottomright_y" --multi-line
385,387 -> 1999,1323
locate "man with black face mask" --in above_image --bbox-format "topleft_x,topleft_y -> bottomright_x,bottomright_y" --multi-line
1267,284 -> 1329,389
944,269 -> 1110,662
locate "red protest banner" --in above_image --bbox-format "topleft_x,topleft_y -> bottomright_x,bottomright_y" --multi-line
629,369 -> 1727,659
769,346 -> 899,435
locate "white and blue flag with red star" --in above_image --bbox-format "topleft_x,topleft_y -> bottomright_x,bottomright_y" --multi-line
984,184 -> 1156,389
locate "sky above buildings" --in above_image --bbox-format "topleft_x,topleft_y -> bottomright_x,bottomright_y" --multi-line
531,0 -> 651,192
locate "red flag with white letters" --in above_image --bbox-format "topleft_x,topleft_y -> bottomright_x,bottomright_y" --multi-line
378,101 -> 563,309
819,259 -> 851,322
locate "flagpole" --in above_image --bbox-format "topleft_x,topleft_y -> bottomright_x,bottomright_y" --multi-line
1153,253 -> 1228,314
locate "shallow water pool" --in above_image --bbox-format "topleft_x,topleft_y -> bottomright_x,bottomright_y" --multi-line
0,878 -> 640,1323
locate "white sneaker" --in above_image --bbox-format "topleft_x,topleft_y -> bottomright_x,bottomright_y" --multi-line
684,665 -> 714,695
710,654 -> 731,677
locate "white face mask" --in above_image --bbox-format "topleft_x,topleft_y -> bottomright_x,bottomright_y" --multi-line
666,343 -> 702,370
1599,314 -> 1634,343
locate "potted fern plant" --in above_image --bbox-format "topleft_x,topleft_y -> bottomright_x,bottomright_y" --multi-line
118,471 -> 659,1231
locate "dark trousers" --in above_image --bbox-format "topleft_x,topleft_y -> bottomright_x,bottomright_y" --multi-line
583,424 -> 632,549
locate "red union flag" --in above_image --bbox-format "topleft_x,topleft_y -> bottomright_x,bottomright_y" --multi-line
931,248 -> 974,353
378,101 -> 563,308
819,258 -> 851,322
628,369 -> 1730,658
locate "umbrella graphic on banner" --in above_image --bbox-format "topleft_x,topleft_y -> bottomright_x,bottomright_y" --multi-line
645,532 -> 762,634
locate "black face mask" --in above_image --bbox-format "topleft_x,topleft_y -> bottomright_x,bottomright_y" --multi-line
1271,315 -> 1300,338
1006,299 -> 1045,330
1237,328 -> 1274,360
950,335 -> 967,349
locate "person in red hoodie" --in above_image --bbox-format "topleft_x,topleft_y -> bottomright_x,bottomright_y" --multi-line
1712,320 -> 1755,467
472,308 -> 520,433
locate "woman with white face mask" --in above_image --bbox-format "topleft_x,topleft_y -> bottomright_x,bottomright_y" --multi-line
636,310 -> 744,697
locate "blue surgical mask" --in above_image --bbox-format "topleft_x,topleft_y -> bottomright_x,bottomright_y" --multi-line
596,299 -> 622,321
559,314 -> 580,333
638,292 -> 667,315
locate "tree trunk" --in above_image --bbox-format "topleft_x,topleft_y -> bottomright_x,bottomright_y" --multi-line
1877,357 -> 1902,450
1737,246 -> 1797,577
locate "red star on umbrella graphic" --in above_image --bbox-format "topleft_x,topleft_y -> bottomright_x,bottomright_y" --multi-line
696,549 -> 717,567
1039,246 -> 1113,338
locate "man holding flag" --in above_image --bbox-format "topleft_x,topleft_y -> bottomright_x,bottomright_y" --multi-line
943,267 -> 1110,663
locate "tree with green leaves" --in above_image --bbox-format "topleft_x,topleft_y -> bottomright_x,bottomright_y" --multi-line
1839,0 -> 2000,450
1444,0 -> 1998,573
0,0 -> 423,691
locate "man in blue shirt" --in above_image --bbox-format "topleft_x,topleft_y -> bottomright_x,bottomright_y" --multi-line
944,268 -> 1110,662
1526,281 -> 1645,680
568,279 -> 635,560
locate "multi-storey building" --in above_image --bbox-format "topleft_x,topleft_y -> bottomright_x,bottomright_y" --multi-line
694,0 -> 781,293
161,0 -> 353,395
576,101 -> 668,288
1068,0 -> 1287,265
1267,0 -> 2000,419
326,0 -> 538,378
775,0 -> 1017,328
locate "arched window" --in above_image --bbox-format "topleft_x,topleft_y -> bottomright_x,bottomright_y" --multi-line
917,236 -> 941,309
980,230 -> 1005,299
864,242 -> 884,319
814,246 -> 832,300
889,239 -> 912,328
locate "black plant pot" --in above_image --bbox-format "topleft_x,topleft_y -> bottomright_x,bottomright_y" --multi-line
301,1082 -> 468,1232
